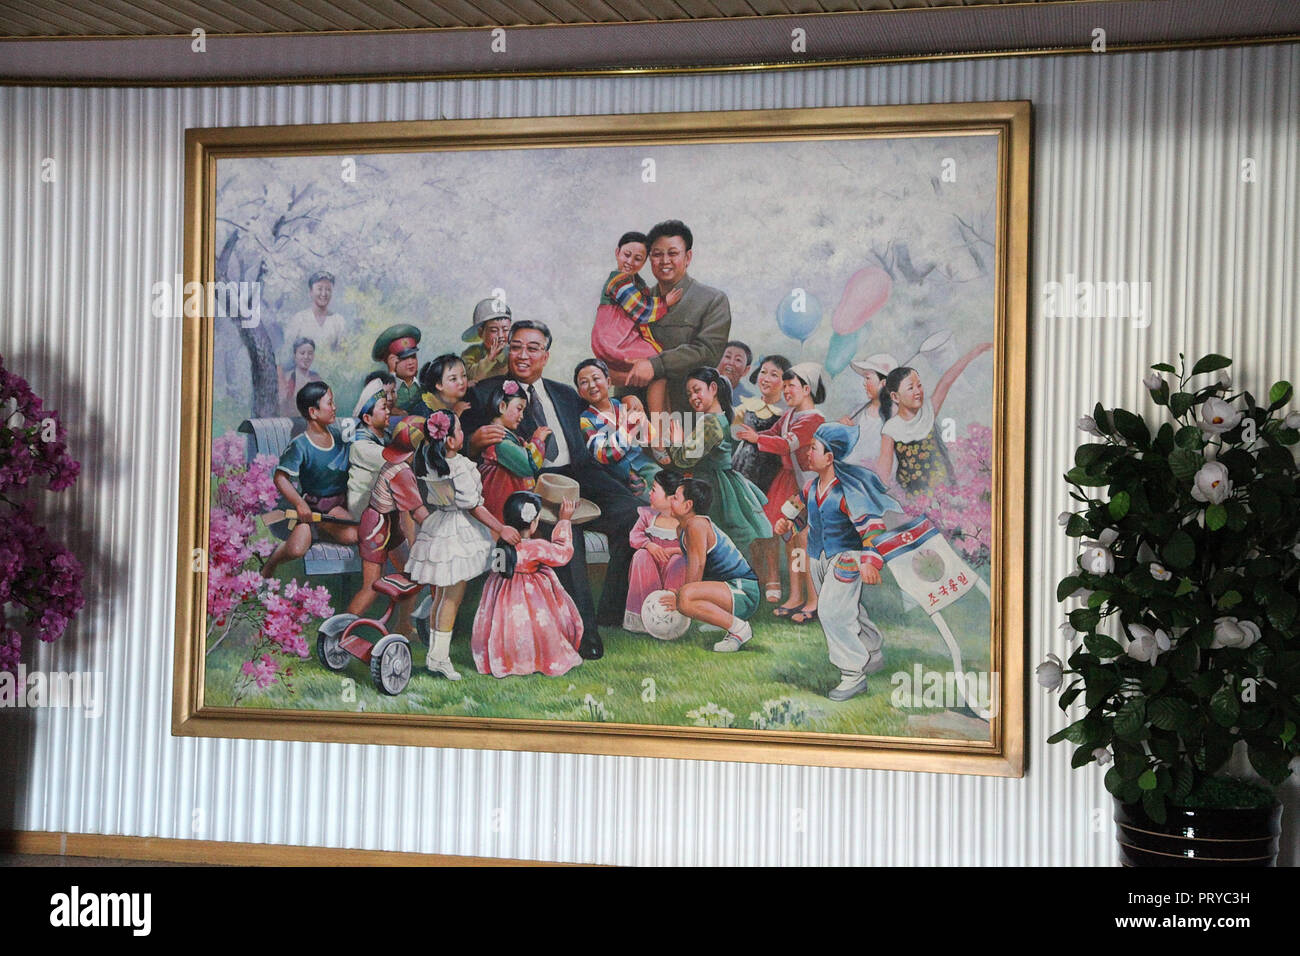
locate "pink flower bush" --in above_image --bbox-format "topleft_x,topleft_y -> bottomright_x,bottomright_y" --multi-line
0,357 -> 84,674
208,432 -> 332,702
902,423 -> 993,567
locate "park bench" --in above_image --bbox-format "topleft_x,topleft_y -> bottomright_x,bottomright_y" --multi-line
237,417 -> 610,578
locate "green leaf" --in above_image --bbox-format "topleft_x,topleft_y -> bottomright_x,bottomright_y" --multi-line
1163,530 -> 1196,569
1112,408 -> 1151,446
1085,634 -> 1124,658
1217,590 -> 1242,610
1267,592 -> 1297,629
1093,402 -> 1112,435
1174,425 -> 1203,449
1151,363 -> 1177,373
1047,717 -> 1093,745
1108,491 -> 1131,519
1104,766 -> 1125,798
1174,577 -> 1194,596
1114,698 -> 1147,738
1142,790 -> 1168,824
1268,381 -> 1293,410
1247,745 -> 1291,785
1191,353 -> 1232,376
1282,721 -> 1297,746
1205,503 -> 1227,531
1172,764 -> 1195,802
1075,443 -> 1109,469
1064,466 -> 1108,487
1070,607 -> 1101,631
1065,514 -> 1091,537
1149,697 -> 1193,731
1071,745 -> 1097,769
1168,447 -> 1201,480
1056,575 -> 1083,602
1087,590 -> 1111,609
1170,393 -> 1196,418
1138,769 -> 1158,790
1210,684 -> 1241,727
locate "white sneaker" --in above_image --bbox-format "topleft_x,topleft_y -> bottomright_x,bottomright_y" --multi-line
713,621 -> 751,653
698,622 -> 724,634
828,672 -> 869,701
427,657 -> 462,681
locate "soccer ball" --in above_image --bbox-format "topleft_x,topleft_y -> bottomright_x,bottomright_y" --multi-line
641,590 -> 690,641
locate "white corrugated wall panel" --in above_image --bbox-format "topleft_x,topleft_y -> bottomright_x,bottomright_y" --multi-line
1,44 -> 1297,865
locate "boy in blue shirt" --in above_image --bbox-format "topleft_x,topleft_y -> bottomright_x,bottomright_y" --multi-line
658,475 -> 760,653
262,380 -> 359,579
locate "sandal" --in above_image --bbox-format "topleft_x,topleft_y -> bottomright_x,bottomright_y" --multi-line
790,608 -> 820,625
772,605 -> 800,619
765,585 -> 782,603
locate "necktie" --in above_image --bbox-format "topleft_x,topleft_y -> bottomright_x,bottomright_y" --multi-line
528,384 -> 560,462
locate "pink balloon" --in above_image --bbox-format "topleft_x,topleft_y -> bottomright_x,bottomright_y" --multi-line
831,267 -> 892,335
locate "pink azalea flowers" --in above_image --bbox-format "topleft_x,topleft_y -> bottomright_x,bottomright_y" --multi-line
0,357 -> 84,675
208,431 -> 332,702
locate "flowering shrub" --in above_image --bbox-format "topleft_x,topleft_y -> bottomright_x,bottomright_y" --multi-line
902,424 -> 993,566
749,696 -> 823,730
207,431 -> 331,703
1044,354 -> 1300,821
0,358 -> 84,674
581,693 -> 611,722
685,701 -> 736,728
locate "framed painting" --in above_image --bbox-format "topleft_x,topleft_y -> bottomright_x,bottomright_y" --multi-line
173,103 -> 1029,775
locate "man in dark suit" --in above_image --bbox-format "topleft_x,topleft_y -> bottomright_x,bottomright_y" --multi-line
463,319 -> 640,660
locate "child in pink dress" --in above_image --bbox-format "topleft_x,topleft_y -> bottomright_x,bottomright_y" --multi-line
471,491 -> 584,678
624,469 -> 687,633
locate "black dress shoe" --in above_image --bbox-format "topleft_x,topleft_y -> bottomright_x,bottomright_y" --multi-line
578,629 -> 605,660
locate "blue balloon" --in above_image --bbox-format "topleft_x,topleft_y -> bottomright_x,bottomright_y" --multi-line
776,289 -> 823,342
826,329 -> 862,376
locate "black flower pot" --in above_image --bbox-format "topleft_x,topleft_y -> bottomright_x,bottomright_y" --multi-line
1115,799 -> 1283,866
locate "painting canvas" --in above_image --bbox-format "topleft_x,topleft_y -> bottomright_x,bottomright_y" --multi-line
175,105 -> 1028,774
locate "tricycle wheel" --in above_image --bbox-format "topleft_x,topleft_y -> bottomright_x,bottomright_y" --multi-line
317,614 -> 358,671
370,634 -> 412,695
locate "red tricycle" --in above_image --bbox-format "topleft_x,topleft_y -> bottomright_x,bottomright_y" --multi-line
316,573 -> 425,695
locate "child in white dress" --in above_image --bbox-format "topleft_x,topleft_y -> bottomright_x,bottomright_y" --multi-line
405,410 -> 518,680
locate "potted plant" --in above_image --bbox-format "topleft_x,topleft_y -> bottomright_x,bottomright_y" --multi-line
1041,353 -> 1298,866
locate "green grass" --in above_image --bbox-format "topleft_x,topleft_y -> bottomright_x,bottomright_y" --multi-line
204,564 -> 995,740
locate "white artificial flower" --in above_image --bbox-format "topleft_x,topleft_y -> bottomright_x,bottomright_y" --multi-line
1217,371 -> 1233,389
519,502 -> 539,523
1211,617 -> 1263,650
1058,511 -> 1072,527
1080,542 -> 1115,575
1292,542 -> 1300,560
1198,397 -> 1242,434
1036,654 -> 1064,691
1149,563 -> 1173,582
1190,461 -> 1233,504
1059,621 -> 1077,641
1125,624 -> 1172,664
1078,415 -> 1102,437
1136,540 -> 1157,563
1097,528 -> 1119,548
1286,412 -> 1300,430
1093,748 -> 1114,767
1144,371 -> 1164,391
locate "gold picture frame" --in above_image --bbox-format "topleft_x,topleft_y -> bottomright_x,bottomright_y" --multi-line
174,102 -> 1029,775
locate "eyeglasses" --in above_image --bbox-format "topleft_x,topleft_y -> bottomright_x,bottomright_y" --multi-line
508,343 -> 547,355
